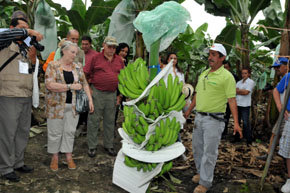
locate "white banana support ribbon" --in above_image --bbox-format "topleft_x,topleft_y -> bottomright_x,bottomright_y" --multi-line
32,58 -> 39,108
113,60 -> 186,193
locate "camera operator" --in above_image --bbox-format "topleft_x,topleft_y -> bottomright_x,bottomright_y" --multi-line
0,12 -> 43,182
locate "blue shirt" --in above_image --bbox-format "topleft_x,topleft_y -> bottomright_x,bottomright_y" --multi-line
276,72 -> 290,111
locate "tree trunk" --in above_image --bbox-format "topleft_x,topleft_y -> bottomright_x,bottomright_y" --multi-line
135,31 -> 145,59
279,1 -> 290,57
240,23 -> 250,69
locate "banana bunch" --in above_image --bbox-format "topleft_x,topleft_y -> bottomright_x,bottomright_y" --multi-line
145,117 -> 181,151
118,58 -> 149,99
124,155 -> 173,175
124,155 -> 158,172
135,74 -> 186,120
155,74 -> 186,113
122,106 -> 149,144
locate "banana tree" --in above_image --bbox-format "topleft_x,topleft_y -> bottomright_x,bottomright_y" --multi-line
195,0 -> 272,68
170,24 -> 211,84
45,0 -> 120,38
0,0 -> 40,27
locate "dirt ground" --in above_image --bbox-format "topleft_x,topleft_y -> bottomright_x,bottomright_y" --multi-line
0,113 -> 287,193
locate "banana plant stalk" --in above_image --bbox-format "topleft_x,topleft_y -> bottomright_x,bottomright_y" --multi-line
149,39 -> 161,81
260,83 -> 290,190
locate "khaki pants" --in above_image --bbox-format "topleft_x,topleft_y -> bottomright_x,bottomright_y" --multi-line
87,87 -> 116,149
47,104 -> 79,153
0,96 -> 31,175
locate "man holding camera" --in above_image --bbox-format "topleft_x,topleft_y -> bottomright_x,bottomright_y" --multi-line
0,12 -> 43,182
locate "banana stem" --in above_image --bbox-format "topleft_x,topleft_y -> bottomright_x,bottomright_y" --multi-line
149,39 -> 161,81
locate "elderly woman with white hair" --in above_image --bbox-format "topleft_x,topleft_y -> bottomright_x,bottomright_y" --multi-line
45,41 -> 93,171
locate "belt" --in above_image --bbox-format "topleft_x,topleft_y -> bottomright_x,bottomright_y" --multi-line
197,112 -> 224,116
196,111 -> 225,122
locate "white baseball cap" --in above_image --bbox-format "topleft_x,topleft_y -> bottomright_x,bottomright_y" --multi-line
209,43 -> 227,56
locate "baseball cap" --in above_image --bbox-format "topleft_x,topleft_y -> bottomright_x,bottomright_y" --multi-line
272,57 -> 289,67
209,43 -> 227,56
104,36 -> 118,46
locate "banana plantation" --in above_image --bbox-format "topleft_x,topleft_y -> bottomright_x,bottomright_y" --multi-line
0,0 -> 289,192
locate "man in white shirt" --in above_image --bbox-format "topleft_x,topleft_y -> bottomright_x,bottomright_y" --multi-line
235,67 -> 255,145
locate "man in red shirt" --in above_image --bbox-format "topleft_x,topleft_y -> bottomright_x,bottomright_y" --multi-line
84,36 -> 124,157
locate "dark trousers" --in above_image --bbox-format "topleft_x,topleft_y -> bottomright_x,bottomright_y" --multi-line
236,106 -> 252,144
78,111 -> 88,126
223,103 -> 231,136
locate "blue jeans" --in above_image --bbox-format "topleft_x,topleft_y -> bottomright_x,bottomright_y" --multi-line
237,106 -> 252,144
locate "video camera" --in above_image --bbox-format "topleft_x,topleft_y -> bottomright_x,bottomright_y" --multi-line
20,36 -> 45,59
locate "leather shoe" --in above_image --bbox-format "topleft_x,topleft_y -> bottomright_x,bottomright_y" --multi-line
104,148 -> 117,156
15,165 -> 34,173
2,172 -> 20,182
88,148 -> 96,158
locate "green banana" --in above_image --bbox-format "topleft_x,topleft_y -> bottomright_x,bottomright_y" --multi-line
143,124 -> 148,134
122,122 -> 130,136
148,134 -> 155,145
133,135 -> 142,144
170,89 -> 180,107
155,126 -> 161,138
142,163 -> 148,172
149,99 -> 156,114
145,144 -> 154,151
147,163 -> 152,172
136,67 -> 147,90
118,84 -> 128,97
167,74 -> 173,96
139,116 -> 148,127
163,89 -> 171,109
165,126 -> 173,145
136,124 -> 146,135
166,94 -> 186,112
160,119 -> 166,137
124,156 -> 136,167
148,85 -> 155,101
123,85 -> 140,99
124,67 -> 140,90
137,103 -> 146,113
144,103 -> 150,116
136,134 -> 145,143
153,143 -> 160,151
153,108 -> 159,119
161,125 -> 170,145
156,102 -> 164,115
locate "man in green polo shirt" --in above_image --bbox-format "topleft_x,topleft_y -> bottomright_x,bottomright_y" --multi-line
184,43 -> 242,193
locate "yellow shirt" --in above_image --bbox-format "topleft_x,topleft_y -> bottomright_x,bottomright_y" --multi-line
196,66 -> 236,113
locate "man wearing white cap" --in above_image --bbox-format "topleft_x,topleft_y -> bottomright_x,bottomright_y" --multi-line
84,36 -> 124,157
184,43 -> 242,193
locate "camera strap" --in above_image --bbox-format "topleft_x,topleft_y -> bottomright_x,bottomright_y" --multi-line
0,52 -> 19,72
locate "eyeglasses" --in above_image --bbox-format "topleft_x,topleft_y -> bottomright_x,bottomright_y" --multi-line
107,45 -> 116,49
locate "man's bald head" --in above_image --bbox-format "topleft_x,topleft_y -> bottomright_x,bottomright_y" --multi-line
67,29 -> 79,44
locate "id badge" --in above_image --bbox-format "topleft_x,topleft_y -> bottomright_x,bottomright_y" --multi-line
19,60 -> 29,74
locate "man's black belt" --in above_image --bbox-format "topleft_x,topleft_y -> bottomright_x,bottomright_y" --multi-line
196,111 -> 226,122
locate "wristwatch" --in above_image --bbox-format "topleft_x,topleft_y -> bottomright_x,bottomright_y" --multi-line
67,84 -> 71,91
